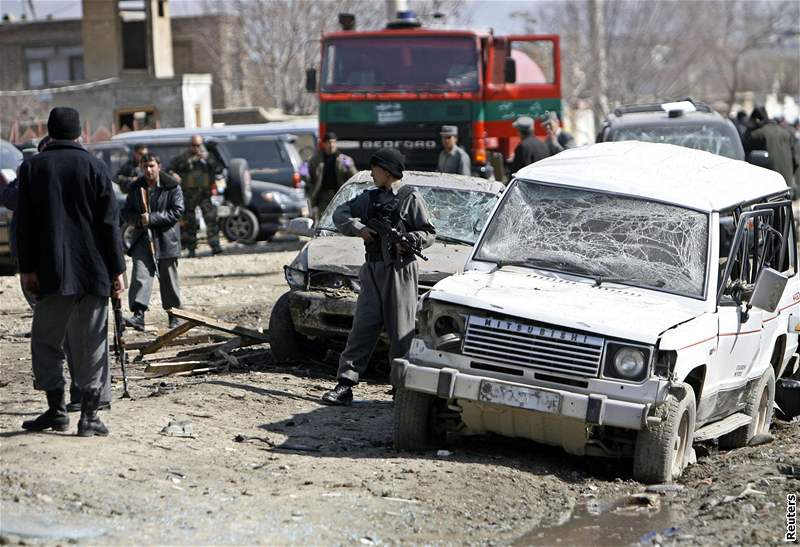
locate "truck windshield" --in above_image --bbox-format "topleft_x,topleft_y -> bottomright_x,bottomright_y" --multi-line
319,181 -> 498,245
474,181 -> 710,298
322,36 -> 479,92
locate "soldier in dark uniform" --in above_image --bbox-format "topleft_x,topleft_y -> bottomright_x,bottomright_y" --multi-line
510,116 -> 550,174
308,132 -> 357,218
115,143 -> 148,194
168,135 -> 223,258
321,148 -> 436,406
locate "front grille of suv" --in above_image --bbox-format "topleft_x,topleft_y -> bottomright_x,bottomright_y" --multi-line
462,315 -> 604,378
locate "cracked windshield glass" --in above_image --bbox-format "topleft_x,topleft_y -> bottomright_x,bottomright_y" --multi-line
319,182 -> 498,245
475,181 -> 709,297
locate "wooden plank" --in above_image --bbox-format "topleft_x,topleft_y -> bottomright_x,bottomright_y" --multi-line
126,333 -> 227,351
169,308 -> 270,342
137,319 -> 200,357
144,360 -> 211,374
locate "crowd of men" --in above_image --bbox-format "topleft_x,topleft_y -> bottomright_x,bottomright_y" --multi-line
733,106 -> 800,191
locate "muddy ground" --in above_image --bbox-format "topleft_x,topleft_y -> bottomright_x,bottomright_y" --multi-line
0,237 -> 798,545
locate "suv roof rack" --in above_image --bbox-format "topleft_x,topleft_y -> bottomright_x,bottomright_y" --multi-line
613,98 -> 713,117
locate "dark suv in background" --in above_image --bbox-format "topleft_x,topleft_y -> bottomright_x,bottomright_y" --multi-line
0,139 -> 23,275
596,99 -> 745,160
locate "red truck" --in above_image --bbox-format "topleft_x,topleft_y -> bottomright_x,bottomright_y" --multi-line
306,11 -> 561,178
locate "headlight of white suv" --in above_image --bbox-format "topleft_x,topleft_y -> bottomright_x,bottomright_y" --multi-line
603,343 -> 651,382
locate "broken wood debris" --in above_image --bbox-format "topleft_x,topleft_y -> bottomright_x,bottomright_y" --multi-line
125,309 -> 269,378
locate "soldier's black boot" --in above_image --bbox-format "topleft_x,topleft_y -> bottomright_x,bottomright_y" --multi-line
22,390 -> 69,432
187,248 -> 196,258
125,310 -> 145,332
77,389 -> 109,437
167,313 -> 181,330
321,382 -> 354,406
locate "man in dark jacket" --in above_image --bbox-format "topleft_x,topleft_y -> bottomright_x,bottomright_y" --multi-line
308,132 -> 357,218
17,107 -> 126,437
121,154 -> 185,331
321,148 -> 436,406
510,116 -> 549,175
744,106 -> 798,190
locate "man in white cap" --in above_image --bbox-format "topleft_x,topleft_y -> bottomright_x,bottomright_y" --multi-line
437,125 -> 471,175
510,116 -> 549,174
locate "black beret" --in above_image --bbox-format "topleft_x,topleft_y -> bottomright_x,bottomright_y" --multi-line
369,147 -> 405,179
47,107 -> 81,140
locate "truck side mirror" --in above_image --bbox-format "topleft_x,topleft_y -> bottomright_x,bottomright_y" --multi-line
305,69 -> 317,92
750,267 -> 789,312
504,57 -> 516,84
747,150 -> 771,170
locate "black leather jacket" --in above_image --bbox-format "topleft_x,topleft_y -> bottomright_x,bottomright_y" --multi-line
122,172 -> 185,260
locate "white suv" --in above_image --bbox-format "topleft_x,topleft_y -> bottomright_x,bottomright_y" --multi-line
392,141 -> 800,483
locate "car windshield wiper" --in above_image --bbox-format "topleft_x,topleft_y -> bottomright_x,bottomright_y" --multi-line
436,234 -> 474,246
594,276 -> 666,288
498,257 -> 601,279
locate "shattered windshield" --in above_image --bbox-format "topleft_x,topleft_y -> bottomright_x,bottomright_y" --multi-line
475,181 -> 709,297
613,123 -> 742,159
319,182 -> 498,245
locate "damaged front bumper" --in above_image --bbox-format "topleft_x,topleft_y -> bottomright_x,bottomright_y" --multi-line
288,290 -> 358,340
392,357 -> 656,431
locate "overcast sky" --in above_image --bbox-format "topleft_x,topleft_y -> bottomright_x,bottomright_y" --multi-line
1,0 -> 531,34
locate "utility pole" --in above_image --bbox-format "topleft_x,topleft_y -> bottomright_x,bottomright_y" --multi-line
589,0 -> 609,131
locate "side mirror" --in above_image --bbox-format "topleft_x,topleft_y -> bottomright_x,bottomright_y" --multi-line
305,69 -> 317,92
287,217 -> 315,238
747,150 -> 772,170
750,267 -> 789,312
503,57 -> 516,84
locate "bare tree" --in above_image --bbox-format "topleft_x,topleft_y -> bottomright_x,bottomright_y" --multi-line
517,0 -> 799,121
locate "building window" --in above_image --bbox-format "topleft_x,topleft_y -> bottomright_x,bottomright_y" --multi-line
25,45 -> 84,88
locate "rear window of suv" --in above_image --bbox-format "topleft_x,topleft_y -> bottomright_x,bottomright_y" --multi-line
611,123 -> 742,160
223,139 -> 287,169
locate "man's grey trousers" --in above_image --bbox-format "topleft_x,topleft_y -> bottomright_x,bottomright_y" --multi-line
31,294 -> 109,394
128,252 -> 181,313
337,260 -> 418,385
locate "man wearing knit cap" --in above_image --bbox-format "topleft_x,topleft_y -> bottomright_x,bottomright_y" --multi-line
17,107 -> 126,437
321,148 -> 436,405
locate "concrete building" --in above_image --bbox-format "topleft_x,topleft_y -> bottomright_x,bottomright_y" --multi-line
0,0 -> 238,142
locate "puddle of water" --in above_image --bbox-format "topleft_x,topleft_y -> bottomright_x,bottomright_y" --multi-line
0,506 -> 108,540
515,497 -> 683,546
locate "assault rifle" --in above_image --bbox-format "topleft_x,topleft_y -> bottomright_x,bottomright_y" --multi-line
366,217 -> 428,263
111,296 -> 131,399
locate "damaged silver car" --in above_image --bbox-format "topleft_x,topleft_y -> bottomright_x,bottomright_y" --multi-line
392,141 -> 799,483
269,170 -> 504,363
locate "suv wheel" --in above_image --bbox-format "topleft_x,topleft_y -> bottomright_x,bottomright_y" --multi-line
633,385 -> 695,484
393,387 -> 446,451
226,158 -> 252,206
223,208 -> 259,244
719,367 -> 775,449
268,292 -> 327,364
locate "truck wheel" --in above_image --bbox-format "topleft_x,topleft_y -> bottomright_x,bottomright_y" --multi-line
393,387 -> 446,451
719,367 -> 775,449
633,386 -> 696,484
223,208 -> 259,244
226,158 -> 252,207
268,292 -> 327,364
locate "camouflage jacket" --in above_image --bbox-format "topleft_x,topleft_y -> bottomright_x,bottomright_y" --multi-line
168,149 -> 224,191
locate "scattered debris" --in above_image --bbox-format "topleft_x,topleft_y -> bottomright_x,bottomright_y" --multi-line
777,463 -> 800,479
747,433 -> 773,446
436,450 -> 452,458
645,484 -> 685,494
621,493 -> 660,509
160,420 -> 194,438
721,483 -> 765,503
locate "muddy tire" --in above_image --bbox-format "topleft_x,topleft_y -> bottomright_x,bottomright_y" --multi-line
633,385 -> 696,484
719,367 -> 775,449
223,208 -> 259,244
393,387 -> 445,451
268,292 -> 327,364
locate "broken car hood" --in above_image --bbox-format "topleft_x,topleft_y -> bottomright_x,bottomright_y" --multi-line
305,236 -> 472,281
429,269 -> 703,344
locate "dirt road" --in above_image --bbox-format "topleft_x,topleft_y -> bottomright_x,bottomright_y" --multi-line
1,239 -> 798,545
